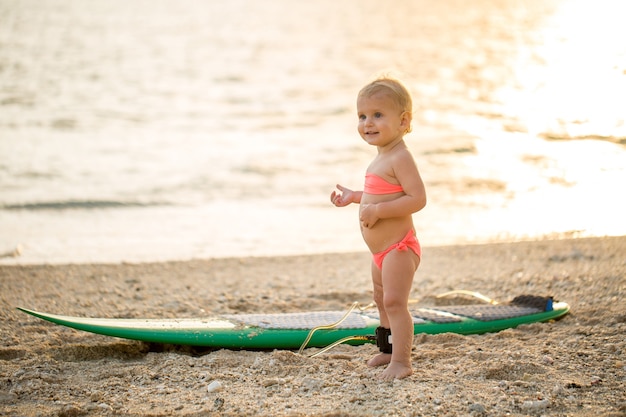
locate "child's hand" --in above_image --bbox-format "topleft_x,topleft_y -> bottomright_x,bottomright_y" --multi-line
330,184 -> 357,207
359,204 -> 379,228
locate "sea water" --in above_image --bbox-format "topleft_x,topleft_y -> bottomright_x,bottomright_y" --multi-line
1,0 -> 625,264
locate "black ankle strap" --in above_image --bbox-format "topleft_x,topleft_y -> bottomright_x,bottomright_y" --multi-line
375,326 -> 392,353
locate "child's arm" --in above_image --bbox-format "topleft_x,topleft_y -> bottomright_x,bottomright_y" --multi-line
331,184 -> 362,207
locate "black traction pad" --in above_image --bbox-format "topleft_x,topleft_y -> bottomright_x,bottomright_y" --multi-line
430,304 -> 543,322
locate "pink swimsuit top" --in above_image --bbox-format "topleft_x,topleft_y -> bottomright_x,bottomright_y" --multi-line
364,173 -> 404,195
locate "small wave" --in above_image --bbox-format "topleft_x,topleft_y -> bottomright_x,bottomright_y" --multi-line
1,200 -> 167,211
423,146 -> 476,156
50,118 -> 78,130
541,133 -> 626,145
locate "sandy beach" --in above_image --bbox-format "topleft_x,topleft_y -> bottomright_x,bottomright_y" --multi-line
1,236 -> 625,416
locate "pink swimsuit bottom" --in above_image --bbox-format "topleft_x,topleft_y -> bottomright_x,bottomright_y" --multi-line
372,229 -> 421,270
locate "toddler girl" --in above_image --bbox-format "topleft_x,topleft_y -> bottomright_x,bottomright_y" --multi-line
331,77 -> 426,380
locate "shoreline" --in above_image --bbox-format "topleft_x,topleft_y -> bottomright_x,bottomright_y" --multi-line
0,231 -> 617,267
2,236 -> 625,416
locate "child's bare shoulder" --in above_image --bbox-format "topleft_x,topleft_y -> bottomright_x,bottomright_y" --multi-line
390,146 -> 417,167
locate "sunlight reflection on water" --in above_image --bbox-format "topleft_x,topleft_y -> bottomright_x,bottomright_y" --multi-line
1,0 -> 624,264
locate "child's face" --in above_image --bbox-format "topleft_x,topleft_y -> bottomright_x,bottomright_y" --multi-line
357,92 -> 409,148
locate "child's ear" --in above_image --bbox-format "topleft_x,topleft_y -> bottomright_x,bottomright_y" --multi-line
401,111 -> 412,133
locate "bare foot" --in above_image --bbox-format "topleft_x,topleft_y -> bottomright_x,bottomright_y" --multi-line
367,353 -> 391,367
378,361 -> 413,380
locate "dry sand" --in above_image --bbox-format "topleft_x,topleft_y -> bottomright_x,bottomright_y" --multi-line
1,236 -> 625,416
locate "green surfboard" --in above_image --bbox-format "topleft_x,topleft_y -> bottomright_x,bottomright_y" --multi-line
18,294 -> 568,350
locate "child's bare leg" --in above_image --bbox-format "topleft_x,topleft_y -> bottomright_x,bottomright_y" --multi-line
367,261 -> 391,367
380,310 -> 413,380
378,250 -> 419,380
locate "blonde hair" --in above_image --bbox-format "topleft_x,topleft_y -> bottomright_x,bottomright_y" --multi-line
358,77 -> 413,133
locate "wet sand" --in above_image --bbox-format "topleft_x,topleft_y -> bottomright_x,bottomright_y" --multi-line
1,236 -> 625,416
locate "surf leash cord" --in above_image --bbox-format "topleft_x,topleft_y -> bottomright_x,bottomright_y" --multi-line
297,301 -> 375,356
435,290 -> 498,304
